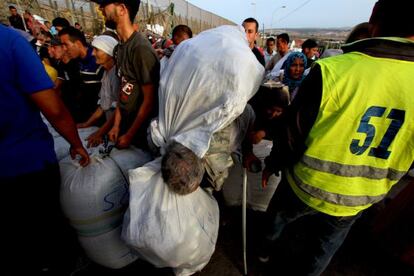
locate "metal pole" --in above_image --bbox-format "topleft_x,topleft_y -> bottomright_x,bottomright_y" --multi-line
70,0 -> 78,23
242,168 -> 248,275
65,0 -> 76,25
262,23 -> 265,47
53,1 -> 60,17
15,0 -> 28,31
48,0 -> 57,18
186,0 -> 189,26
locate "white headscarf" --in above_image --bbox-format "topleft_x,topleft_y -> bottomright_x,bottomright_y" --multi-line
91,35 -> 118,56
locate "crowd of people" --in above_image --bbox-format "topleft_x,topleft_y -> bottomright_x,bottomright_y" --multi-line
1,0 -> 413,275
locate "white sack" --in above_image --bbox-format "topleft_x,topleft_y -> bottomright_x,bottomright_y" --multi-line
123,159 -> 219,276
53,127 -> 98,160
124,26 -> 264,275
151,25 -> 264,157
41,114 -> 98,160
222,140 -> 281,212
60,147 -> 152,268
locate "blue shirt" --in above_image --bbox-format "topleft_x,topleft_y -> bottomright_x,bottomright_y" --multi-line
0,25 -> 56,178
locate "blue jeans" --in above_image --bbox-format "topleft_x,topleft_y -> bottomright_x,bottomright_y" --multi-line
266,179 -> 361,276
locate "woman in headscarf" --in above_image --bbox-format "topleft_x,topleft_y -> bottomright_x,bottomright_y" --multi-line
77,33 -> 119,129
281,52 -> 307,101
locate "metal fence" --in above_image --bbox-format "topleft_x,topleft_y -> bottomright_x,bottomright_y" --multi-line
2,0 -> 235,36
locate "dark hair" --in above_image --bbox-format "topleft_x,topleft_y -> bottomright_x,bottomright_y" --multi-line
39,46 -> 50,60
172,25 -> 193,39
302,39 -> 318,50
254,84 -> 290,110
369,0 -> 414,37
277,33 -> 290,44
266,37 -> 275,43
52,17 -> 71,29
345,22 -> 371,43
122,0 -> 141,23
243,17 -> 259,32
41,30 -> 53,40
102,30 -> 119,41
74,22 -> 80,26
58,26 -> 87,46
161,142 -> 205,195
9,5 -> 17,10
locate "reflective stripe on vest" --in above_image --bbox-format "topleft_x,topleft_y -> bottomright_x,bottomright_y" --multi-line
289,166 -> 386,207
301,155 -> 406,181
287,169 -> 373,217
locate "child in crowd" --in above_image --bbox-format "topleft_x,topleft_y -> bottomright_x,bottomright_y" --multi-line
243,81 -> 290,172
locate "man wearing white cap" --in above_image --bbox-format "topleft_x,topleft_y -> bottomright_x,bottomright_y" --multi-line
78,34 -> 120,129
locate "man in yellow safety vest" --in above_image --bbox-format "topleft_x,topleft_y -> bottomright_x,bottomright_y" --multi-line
259,0 -> 414,274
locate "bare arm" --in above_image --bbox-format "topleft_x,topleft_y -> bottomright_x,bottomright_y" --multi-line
116,83 -> 155,148
108,107 -> 122,143
30,88 -> 90,166
86,109 -> 116,147
77,106 -> 104,128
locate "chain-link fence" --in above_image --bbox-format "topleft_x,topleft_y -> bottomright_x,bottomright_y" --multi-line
2,0 -> 235,36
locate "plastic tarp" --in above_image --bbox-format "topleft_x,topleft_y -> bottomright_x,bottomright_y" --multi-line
123,25 -> 264,275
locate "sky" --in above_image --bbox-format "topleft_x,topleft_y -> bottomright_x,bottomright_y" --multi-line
187,0 -> 378,29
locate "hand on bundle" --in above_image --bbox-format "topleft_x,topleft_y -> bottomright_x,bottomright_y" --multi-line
86,131 -> 103,148
243,152 -> 262,173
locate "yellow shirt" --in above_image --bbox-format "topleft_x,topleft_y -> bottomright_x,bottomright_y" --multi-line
42,61 -> 58,83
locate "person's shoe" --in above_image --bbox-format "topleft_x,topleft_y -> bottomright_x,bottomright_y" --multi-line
258,254 -> 270,263
69,255 -> 91,276
257,239 -> 272,263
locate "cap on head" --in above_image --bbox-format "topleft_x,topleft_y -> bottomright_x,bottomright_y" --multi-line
91,35 -> 119,56
90,0 -> 141,22
50,37 -> 62,46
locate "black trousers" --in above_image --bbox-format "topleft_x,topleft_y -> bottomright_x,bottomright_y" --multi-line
2,163 -> 79,275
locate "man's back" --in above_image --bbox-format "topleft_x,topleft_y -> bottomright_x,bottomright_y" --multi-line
286,37 -> 414,216
0,26 -> 56,177
9,14 -> 25,30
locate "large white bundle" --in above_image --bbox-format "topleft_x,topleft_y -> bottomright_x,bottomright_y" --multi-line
41,114 -> 98,160
124,26 -> 264,275
123,159 -> 219,276
222,140 -> 281,212
60,147 -> 152,269
151,25 -> 264,157
53,127 -> 98,160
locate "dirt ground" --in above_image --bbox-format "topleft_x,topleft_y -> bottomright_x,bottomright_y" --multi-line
74,177 -> 414,276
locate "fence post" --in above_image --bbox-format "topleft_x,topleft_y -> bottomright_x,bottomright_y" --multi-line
65,0 -> 76,24
70,0 -> 79,24
186,0 -> 189,25
90,2 -> 100,35
199,9 -> 201,34
48,0 -> 58,18
53,0 -> 60,17
80,6 -> 86,28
